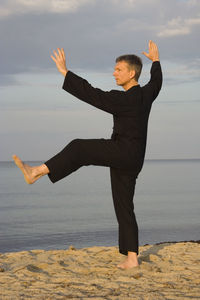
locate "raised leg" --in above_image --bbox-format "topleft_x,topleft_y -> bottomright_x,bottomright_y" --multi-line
44,138 -> 131,183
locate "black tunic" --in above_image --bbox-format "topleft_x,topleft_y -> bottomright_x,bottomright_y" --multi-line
62,61 -> 162,176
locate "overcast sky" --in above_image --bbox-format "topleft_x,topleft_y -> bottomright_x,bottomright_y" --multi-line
0,0 -> 200,161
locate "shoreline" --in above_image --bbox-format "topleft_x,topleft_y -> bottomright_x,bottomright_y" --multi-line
0,241 -> 200,299
1,239 -> 200,255
143,239 -> 200,246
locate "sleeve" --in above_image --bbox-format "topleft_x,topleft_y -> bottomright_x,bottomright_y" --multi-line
142,61 -> 163,103
62,71 -> 122,114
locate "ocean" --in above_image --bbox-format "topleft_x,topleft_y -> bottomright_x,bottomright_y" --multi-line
0,159 -> 199,253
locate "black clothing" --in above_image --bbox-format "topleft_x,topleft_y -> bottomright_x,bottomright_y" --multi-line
110,167 -> 138,254
61,61 -> 162,175
45,61 -> 162,255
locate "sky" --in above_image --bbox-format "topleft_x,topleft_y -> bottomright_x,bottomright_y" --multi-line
0,0 -> 200,161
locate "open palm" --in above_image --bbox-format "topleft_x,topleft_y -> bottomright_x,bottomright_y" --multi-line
142,40 -> 159,62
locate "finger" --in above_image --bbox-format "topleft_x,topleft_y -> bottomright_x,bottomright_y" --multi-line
57,48 -> 62,58
149,40 -> 152,49
51,55 -> 57,63
142,51 -> 149,57
53,50 -> 59,58
151,41 -> 157,50
152,43 -> 157,52
61,48 -> 65,60
154,43 -> 158,51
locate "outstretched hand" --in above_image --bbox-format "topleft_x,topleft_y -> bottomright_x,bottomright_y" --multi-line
142,40 -> 159,62
51,48 -> 68,77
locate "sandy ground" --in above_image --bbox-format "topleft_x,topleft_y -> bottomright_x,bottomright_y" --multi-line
0,241 -> 200,300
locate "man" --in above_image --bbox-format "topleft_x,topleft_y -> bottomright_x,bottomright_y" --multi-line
13,40 -> 162,269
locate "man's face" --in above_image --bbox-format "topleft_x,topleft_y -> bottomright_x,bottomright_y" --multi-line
113,61 -> 135,87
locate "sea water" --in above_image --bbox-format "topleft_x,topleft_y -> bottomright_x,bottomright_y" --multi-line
0,159 -> 199,253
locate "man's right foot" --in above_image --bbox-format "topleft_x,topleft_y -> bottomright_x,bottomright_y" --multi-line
12,155 -> 38,184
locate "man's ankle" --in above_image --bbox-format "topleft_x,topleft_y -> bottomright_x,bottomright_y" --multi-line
128,251 -> 138,260
40,164 -> 50,176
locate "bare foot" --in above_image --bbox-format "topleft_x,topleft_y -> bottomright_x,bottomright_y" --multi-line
12,155 -> 44,184
118,258 -> 139,269
118,252 -> 139,269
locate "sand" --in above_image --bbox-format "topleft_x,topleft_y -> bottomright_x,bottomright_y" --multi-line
0,241 -> 200,300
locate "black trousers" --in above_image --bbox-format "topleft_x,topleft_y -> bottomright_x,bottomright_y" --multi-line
45,138 -> 139,255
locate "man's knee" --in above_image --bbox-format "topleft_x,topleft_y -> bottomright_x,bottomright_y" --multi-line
68,139 -> 82,151
67,139 -> 90,166
66,139 -> 81,156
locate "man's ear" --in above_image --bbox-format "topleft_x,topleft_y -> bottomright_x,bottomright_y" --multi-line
130,69 -> 136,79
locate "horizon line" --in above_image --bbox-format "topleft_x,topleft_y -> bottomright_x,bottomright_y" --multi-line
1,158 -> 200,163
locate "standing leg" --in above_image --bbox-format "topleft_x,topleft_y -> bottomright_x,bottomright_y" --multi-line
110,167 -> 139,268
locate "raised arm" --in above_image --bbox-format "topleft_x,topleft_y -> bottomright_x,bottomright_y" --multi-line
62,71 -> 123,114
51,48 -> 123,114
142,41 -> 162,101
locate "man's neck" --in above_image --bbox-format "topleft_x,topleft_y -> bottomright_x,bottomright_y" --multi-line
122,80 -> 139,91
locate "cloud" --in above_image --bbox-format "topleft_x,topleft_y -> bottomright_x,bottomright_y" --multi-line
0,0 -> 93,18
0,0 -> 200,87
0,0 -> 157,81
0,74 -> 17,86
158,16 -> 200,37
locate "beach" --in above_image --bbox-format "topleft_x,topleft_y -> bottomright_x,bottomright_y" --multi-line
0,241 -> 200,299
0,161 -> 200,299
